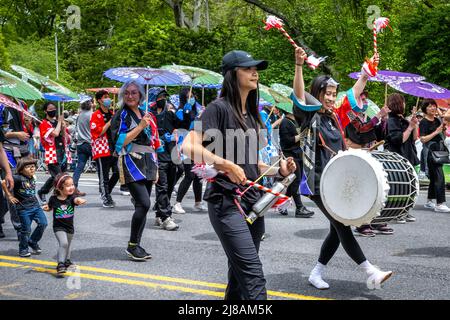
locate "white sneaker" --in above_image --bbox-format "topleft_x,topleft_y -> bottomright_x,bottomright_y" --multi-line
418,171 -> 428,180
172,203 -> 186,214
308,274 -> 330,290
395,217 -> 406,224
162,217 -> 179,231
424,200 -> 436,210
367,267 -> 393,290
121,191 -> 131,196
154,217 -> 162,227
193,202 -> 207,212
435,204 -> 450,213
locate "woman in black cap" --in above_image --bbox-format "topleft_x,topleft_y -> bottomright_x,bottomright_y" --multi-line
182,50 -> 296,300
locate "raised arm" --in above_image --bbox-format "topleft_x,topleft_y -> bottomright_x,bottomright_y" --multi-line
352,52 -> 379,98
293,47 -> 308,102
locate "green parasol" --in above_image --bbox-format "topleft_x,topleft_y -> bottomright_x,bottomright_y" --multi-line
259,84 -> 276,105
161,64 -> 223,106
11,65 -> 78,99
270,83 -> 293,98
161,64 -> 223,87
0,68 -> 42,100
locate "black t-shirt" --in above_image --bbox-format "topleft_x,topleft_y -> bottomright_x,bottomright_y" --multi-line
197,98 -> 264,205
316,114 -> 345,175
100,108 -> 114,152
419,117 -> 443,146
385,114 -> 419,166
47,119 -> 66,160
345,121 -> 377,145
151,107 -> 190,162
48,195 -> 77,234
12,174 -> 39,211
279,117 -> 302,156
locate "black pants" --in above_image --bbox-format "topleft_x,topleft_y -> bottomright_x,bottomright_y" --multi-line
39,163 -> 68,195
176,163 -> 203,203
95,156 -> 119,199
155,161 -> 177,219
310,195 -> 366,265
427,160 -> 446,204
127,180 -> 153,244
285,156 -> 304,209
208,196 -> 267,300
0,172 -> 21,231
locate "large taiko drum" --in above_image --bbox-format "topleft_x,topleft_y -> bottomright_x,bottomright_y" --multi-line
320,149 -> 419,227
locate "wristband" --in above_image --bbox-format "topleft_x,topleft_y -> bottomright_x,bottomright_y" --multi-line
277,167 -> 285,178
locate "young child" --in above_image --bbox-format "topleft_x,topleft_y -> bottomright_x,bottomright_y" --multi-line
43,173 -> 86,274
2,157 -> 48,257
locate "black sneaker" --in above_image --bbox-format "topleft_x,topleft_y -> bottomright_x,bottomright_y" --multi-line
138,246 -> 152,260
125,245 -> 148,261
64,259 -> 74,269
278,209 -> 289,216
28,241 -> 42,254
37,190 -> 47,204
0,225 -> 5,239
102,199 -> 115,208
295,206 -> 314,218
56,262 -> 66,274
19,250 -> 31,257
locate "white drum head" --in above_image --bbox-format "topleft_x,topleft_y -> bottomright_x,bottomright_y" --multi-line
320,149 -> 389,226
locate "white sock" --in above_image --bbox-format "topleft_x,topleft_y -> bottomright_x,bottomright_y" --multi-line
309,262 -> 329,289
360,260 -> 392,289
311,262 -> 326,275
360,260 -> 377,274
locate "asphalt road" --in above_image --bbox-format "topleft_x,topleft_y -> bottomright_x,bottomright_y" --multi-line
0,173 -> 449,301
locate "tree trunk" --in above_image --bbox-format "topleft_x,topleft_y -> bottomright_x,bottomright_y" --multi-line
205,0 -> 210,32
165,0 -> 185,28
192,0 -> 203,31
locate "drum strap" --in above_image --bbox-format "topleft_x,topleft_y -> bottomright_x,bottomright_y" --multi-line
318,133 -> 337,156
331,112 -> 348,150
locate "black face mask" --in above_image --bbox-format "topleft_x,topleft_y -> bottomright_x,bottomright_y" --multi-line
156,99 -> 166,109
46,110 -> 57,118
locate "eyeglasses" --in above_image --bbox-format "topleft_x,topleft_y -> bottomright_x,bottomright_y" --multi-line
124,91 -> 139,97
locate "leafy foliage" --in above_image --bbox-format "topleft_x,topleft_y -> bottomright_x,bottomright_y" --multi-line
0,0 -> 448,109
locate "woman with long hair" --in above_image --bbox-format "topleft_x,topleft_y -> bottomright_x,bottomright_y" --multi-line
292,47 -> 392,290
182,50 -> 296,300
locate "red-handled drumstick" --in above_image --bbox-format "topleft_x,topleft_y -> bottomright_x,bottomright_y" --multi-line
239,180 -> 290,200
191,163 -> 289,200
373,17 -> 391,55
263,15 -> 326,70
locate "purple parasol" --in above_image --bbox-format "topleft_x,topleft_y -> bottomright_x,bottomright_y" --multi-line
388,80 -> 450,99
348,70 -> 425,83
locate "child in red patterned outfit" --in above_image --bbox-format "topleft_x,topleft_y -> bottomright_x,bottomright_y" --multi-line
37,102 -> 71,204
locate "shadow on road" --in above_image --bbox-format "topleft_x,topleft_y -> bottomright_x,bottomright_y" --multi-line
294,229 -> 329,240
265,272 -> 384,300
394,247 -> 450,258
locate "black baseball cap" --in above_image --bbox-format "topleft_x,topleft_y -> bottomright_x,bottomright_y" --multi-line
220,50 -> 268,76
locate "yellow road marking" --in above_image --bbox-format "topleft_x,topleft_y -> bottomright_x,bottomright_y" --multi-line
0,255 -> 331,300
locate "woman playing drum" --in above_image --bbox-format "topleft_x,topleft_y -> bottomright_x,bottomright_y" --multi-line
291,47 -> 392,290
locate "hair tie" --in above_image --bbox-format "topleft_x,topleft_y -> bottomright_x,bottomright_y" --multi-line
56,174 -> 71,190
